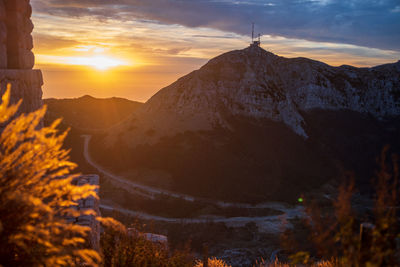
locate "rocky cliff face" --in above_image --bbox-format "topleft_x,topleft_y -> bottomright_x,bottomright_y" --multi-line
108,45 -> 400,147
100,46 -> 400,202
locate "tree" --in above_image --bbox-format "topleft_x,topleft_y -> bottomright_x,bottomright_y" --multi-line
0,85 -> 100,266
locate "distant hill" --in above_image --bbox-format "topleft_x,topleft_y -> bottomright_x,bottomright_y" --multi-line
44,95 -> 143,130
91,46 -> 400,203
43,95 -> 142,173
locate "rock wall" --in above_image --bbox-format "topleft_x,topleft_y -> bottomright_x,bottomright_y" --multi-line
0,0 -> 42,115
67,175 -> 101,251
0,0 -> 6,69
0,69 -> 42,112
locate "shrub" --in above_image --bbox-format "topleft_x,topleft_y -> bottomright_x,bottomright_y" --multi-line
0,86 -> 100,266
193,257 -> 231,267
100,217 -> 194,267
284,147 -> 400,266
256,257 -> 339,266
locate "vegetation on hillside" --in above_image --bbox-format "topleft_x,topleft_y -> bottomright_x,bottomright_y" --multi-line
282,147 -> 400,266
1,85 -> 399,266
100,217 -> 194,267
0,86 -> 100,266
0,87 -> 213,266
44,95 -> 142,130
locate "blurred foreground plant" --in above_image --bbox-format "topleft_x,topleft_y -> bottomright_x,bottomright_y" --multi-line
194,257 -> 231,267
100,217 -> 194,267
256,257 -> 338,267
283,146 -> 400,266
0,86 -> 100,266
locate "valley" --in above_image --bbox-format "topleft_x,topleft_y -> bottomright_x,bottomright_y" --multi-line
43,47 -> 400,265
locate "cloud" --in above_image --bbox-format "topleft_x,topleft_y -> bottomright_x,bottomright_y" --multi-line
32,33 -> 81,52
391,6 -> 400,13
30,0 -> 400,51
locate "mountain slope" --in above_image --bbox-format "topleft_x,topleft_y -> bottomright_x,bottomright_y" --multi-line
43,95 -> 143,174
106,45 -> 400,146
45,95 -> 143,130
94,46 -> 400,203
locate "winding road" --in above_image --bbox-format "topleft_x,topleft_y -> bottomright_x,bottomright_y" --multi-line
82,134 -> 304,232
99,203 -> 302,233
83,134 -> 197,201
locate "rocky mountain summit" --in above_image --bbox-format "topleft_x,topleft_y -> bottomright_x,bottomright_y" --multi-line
108,45 -> 400,146
98,46 -> 400,202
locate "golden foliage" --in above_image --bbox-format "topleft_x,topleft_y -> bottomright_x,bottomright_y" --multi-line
99,217 -> 193,267
194,257 -> 231,267
256,257 -> 339,267
0,85 -> 100,266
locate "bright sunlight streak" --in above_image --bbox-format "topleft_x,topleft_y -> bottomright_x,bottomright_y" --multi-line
66,56 -> 126,70
35,54 -> 129,70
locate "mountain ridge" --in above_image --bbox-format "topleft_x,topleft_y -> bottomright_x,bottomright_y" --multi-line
107,45 -> 400,148
44,95 -> 143,130
94,46 -> 400,202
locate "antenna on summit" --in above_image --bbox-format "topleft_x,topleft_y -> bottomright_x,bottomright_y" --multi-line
251,22 -> 255,43
250,23 -> 261,47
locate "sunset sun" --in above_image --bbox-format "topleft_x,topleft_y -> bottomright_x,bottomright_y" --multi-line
66,55 -> 126,70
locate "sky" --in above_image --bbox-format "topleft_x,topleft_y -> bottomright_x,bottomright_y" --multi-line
30,0 -> 400,102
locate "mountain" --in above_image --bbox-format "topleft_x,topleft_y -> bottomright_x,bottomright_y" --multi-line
43,95 -> 143,174
44,95 -> 143,130
92,45 -> 400,203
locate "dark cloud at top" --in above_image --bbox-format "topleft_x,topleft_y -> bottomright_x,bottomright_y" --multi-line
31,0 -> 400,51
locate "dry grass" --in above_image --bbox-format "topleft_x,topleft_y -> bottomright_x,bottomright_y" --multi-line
100,217 -> 193,267
194,257 -> 232,267
0,85 -> 100,266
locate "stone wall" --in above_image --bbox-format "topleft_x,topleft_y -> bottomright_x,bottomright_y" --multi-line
0,0 -> 42,115
67,175 -> 101,251
0,69 -> 42,112
0,0 -> 6,69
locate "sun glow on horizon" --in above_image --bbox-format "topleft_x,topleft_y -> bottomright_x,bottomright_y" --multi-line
35,54 -> 130,71
67,55 -> 126,70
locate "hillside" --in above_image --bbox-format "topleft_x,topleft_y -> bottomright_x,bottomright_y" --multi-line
44,95 -> 143,130
43,95 -> 142,173
91,45 -> 400,203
